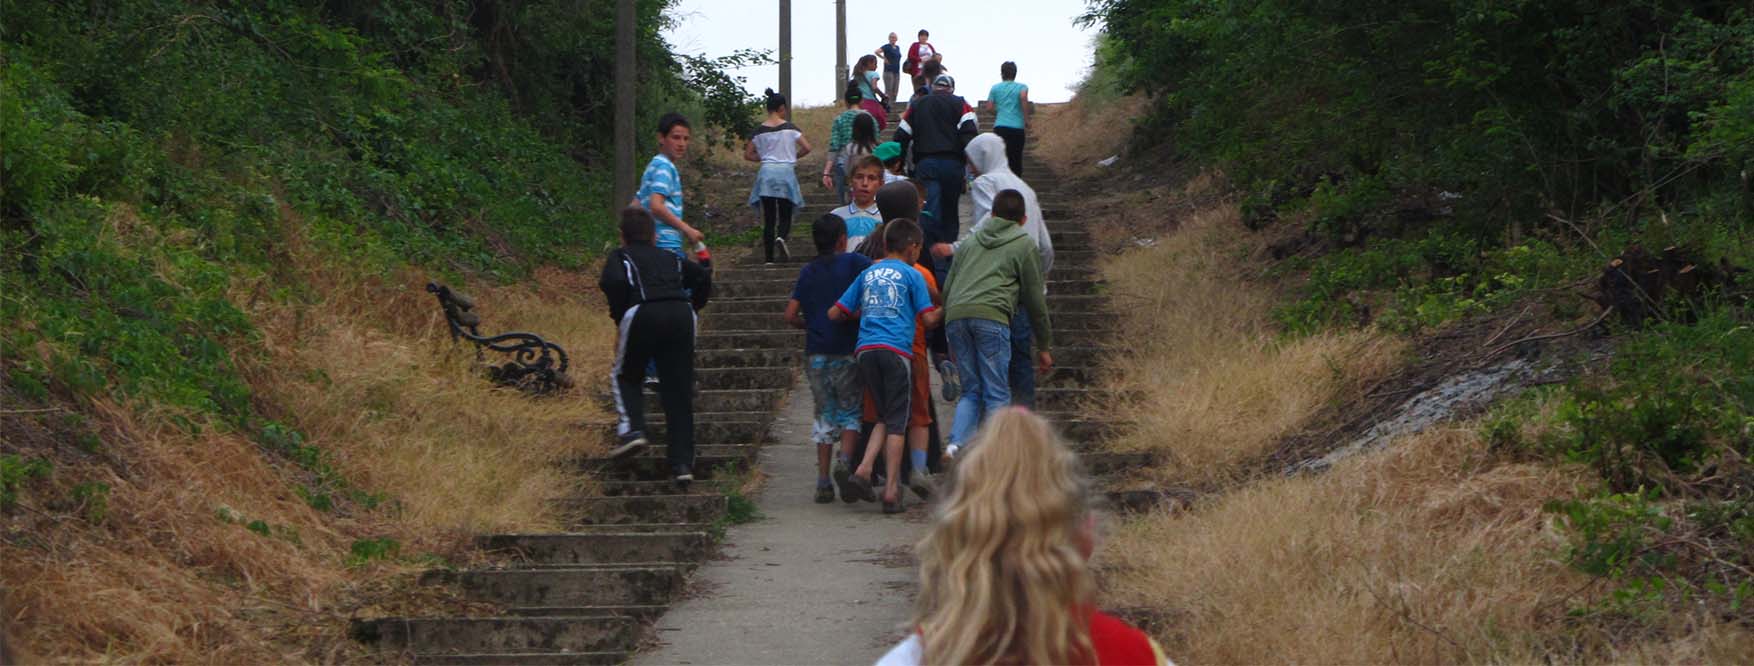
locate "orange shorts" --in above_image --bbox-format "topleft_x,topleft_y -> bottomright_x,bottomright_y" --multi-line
862,353 -> 932,427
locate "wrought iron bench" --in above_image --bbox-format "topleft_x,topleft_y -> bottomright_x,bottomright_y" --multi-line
427,282 -> 572,394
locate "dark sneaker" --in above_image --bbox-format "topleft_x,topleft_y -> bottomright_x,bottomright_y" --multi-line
606,432 -> 647,460
882,494 -> 905,514
814,485 -> 835,504
775,237 -> 791,262
938,359 -> 961,402
832,460 -> 859,504
908,469 -> 936,501
847,473 -> 877,503
672,464 -> 694,490
644,376 -> 661,390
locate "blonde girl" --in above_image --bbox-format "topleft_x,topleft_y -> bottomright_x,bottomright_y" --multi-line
875,408 -> 1172,666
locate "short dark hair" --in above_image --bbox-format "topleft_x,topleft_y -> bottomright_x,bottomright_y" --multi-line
813,214 -> 847,257
1001,61 -> 1017,81
918,29 -> 929,36
993,189 -> 1026,222
620,206 -> 657,244
921,60 -> 943,79
848,154 -> 885,179
657,112 -> 690,136
883,217 -> 923,253
844,80 -> 863,105
875,181 -> 922,222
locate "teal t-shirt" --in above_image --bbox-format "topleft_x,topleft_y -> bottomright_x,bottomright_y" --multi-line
989,81 -> 1028,129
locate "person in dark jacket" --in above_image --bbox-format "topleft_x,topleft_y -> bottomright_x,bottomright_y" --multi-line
894,74 -> 978,248
600,207 -> 713,487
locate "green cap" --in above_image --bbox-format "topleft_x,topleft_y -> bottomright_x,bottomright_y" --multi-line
874,141 -> 903,162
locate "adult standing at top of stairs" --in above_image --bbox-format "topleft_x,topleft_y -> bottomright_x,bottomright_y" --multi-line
895,74 -> 977,250
876,32 -> 903,108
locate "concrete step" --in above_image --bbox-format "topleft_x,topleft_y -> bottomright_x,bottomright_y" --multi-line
599,480 -> 710,496
351,615 -> 635,656
569,522 -> 712,533
615,387 -> 786,414
421,564 -> 686,607
582,414 -> 771,446
480,531 -> 711,565
694,347 -> 799,368
693,366 -> 797,390
559,494 -> 729,526
508,604 -> 667,620
416,650 -> 625,665
711,293 -> 1106,316
696,329 -> 802,350
715,275 -> 1101,300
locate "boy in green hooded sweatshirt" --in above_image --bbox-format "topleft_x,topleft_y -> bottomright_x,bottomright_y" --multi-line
939,189 -> 1053,458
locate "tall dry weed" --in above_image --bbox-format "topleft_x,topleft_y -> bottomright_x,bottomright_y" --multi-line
1101,201 -> 1399,487
1032,94 -> 1149,178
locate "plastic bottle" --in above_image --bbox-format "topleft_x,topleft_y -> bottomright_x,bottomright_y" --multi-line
692,241 -> 712,267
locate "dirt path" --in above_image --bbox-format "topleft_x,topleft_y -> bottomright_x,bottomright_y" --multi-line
631,374 -> 932,665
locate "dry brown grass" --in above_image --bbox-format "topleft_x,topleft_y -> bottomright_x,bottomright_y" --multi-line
1098,424 -> 1754,663
1031,93 -> 1150,178
2,204 -> 618,661
1101,198 -> 1401,487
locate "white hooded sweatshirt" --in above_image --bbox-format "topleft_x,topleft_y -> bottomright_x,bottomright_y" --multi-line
958,133 -> 1053,278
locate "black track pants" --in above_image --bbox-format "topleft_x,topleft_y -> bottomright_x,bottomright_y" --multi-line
761,197 -> 795,263
612,300 -> 696,468
994,126 -> 1026,177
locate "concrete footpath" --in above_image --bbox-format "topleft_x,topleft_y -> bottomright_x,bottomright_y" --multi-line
632,374 -> 929,666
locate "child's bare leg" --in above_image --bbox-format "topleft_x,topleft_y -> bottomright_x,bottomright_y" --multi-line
908,425 -> 928,455
856,423 -> 887,478
817,441 -> 832,481
840,427 -> 860,465
882,433 -> 905,500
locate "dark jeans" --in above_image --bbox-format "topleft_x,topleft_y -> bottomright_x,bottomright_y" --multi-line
1009,308 -> 1036,408
612,301 -> 696,468
760,197 -> 795,262
914,156 -> 965,246
994,126 -> 1026,177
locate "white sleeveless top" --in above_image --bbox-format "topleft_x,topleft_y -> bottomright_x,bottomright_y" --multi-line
749,122 -> 803,164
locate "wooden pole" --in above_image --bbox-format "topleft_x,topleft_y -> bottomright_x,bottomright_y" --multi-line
834,0 -> 847,101
779,0 -> 792,121
613,0 -> 636,208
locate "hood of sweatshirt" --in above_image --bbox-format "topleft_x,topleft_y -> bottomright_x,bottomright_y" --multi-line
974,216 -> 1031,250
965,133 -> 1008,176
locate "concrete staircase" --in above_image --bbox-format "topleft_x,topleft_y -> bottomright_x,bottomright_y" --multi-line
352,134 -> 1149,663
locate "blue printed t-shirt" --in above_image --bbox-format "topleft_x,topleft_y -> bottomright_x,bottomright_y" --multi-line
832,202 -> 882,250
880,43 -> 902,73
635,153 -> 685,251
792,252 -> 874,355
834,258 -> 938,357
989,81 -> 1029,129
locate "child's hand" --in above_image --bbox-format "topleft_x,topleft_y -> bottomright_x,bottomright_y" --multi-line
821,174 -> 834,190
930,243 -> 954,259
683,227 -> 705,244
1036,350 -> 1054,373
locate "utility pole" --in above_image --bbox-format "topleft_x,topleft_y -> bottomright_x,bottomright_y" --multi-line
779,0 -> 791,121
613,0 -> 636,209
834,0 -> 847,100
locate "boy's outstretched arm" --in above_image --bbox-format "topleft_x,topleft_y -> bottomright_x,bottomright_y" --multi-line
828,303 -> 853,322
920,306 -> 943,329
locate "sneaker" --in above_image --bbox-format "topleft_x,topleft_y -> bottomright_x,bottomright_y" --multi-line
847,473 -> 878,503
644,376 -> 661,390
672,464 -> 694,490
938,359 -> 961,402
832,459 -> 859,504
882,493 -> 905,514
814,484 -> 836,504
775,237 -> 791,262
606,432 -> 648,460
944,443 -> 961,461
908,469 -> 937,501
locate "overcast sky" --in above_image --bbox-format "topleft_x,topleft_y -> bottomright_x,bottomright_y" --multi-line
663,0 -> 1099,107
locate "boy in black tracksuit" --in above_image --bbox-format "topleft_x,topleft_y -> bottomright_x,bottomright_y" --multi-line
600,207 -> 713,486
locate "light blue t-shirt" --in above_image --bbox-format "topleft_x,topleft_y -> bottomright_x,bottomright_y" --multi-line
860,70 -> 882,100
989,81 -> 1028,129
835,259 -> 937,357
831,202 -> 882,250
635,154 -> 685,251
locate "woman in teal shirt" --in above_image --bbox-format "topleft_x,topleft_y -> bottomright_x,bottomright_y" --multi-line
985,61 -> 1030,176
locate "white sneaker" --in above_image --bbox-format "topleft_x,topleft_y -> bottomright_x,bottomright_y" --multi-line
944,444 -> 961,460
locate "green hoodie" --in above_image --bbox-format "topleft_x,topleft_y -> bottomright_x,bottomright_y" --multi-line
941,217 -> 1052,350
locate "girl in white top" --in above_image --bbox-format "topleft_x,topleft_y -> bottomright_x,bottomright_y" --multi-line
745,88 -> 812,264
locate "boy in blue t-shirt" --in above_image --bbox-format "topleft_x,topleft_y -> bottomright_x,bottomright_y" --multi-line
829,218 -> 942,513
785,215 -> 873,503
634,113 -> 705,256
832,155 -> 886,250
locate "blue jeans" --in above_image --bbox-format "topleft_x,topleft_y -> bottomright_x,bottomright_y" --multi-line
915,157 -> 964,246
947,318 -> 1011,446
1009,310 -> 1036,408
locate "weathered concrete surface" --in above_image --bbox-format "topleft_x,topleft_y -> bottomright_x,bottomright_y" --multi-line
632,375 -> 929,666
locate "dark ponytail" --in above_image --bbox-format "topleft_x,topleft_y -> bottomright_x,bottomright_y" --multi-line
764,88 -> 787,113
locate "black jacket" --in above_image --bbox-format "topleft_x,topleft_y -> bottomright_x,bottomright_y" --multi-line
598,245 -> 712,323
895,93 -> 978,161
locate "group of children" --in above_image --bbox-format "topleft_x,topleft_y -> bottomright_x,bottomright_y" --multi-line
788,149 -> 1052,513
